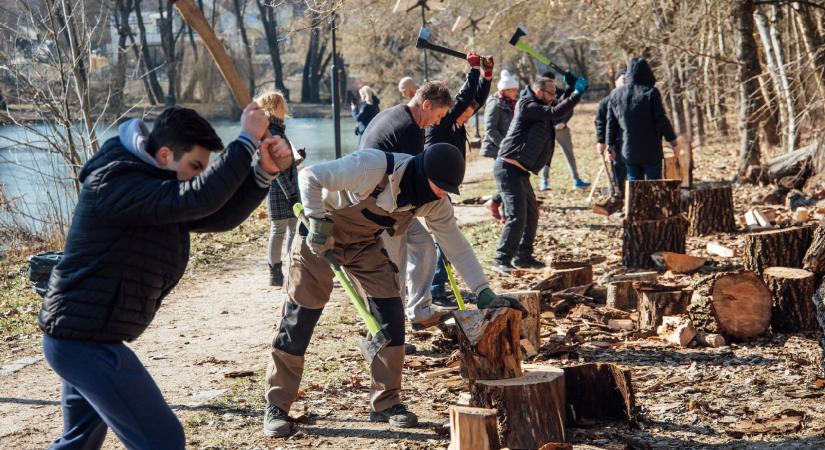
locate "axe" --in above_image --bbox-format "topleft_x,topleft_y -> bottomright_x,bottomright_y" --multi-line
509,25 -> 564,75
171,0 -> 291,170
416,27 -> 467,60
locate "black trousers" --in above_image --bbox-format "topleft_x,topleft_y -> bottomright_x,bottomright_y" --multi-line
493,159 -> 538,264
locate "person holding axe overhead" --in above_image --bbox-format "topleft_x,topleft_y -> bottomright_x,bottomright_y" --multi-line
491,73 -> 589,275
425,52 -> 493,307
38,103 -> 289,449
262,143 -> 524,437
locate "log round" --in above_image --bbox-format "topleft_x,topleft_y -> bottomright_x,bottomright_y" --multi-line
454,308 -> 523,381
622,217 -> 688,268
684,184 -> 737,236
763,267 -> 817,333
507,290 -> 541,354
449,406 -> 500,450
637,288 -> 691,331
743,226 -> 814,274
607,281 -> 637,311
687,271 -> 772,340
471,367 -> 566,449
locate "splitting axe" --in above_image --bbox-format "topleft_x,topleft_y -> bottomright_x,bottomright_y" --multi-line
416,27 -> 467,60
508,25 -> 565,76
293,203 -> 390,364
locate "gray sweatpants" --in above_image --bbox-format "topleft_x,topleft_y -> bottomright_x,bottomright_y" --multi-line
268,218 -> 297,266
382,218 -> 439,323
540,125 -> 580,182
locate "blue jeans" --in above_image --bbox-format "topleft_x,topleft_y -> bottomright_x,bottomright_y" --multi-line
42,335 -> 185,450
626,161 -> 663,180
430,246 -> 448,297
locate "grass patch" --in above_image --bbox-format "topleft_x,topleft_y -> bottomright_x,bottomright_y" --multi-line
0,257 -> 41,356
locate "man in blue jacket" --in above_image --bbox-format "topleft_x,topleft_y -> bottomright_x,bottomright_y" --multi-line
38,103 -> 291,450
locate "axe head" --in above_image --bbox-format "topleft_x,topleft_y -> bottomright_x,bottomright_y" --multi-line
509,25 -> 528,46
357,328 -> 391,363
416,26 -> 432,49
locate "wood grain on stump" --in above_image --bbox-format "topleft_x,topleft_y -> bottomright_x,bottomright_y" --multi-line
454,308 -> 522,380
622,217 -> 688,268
684,184 -> 737,236
763,267 -> 817,333
636,285 -> 691,330
508,291 -> 541,353
743,226 -> 814,274
624,179 -> 682,222
688,271 -> 772,340
606,281 -> 638,311
448,406 -> 500,450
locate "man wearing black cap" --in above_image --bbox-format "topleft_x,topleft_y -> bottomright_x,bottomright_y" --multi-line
262,143 -> 518,437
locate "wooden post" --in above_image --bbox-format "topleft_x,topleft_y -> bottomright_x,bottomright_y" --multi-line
622,217 -> 688,268
562,363 -> 636,425
471,366 -> 566,449
684,183 -> 737,236
624,179 -> 682,221
636,285 -> 692,330
687,271 -> 772,340
508,291 -> 541,354
742,226 -> 814,274
454,308 -> 522,380
448,406 -> 500,450
763,267 -> 818,332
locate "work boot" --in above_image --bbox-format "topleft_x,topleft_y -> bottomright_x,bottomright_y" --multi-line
432,293 -> 459,310
269,263 -> 284,287
369,403 -> 419,428
490,261 -> 515,275
411,309 -> 452,331
263,404 -> 294,438
512,256 -> 546,269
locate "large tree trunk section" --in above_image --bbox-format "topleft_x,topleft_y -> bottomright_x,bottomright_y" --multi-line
455,308 -> 522,381
733,0 -> 764,178
562,363 -> 636,425
763,267 -> 817,333
622,217 -> 688,268
508,291 -> 541,354
471,367 -> 566,449
743,226 -> 814,274
636,285 -> 692,330
687,271 -> 772,340
684,184 -> 737,236
624,179 -> 682,221
803,226 -> 825,278
606,281 -> 638,311
448,406 -> 500,450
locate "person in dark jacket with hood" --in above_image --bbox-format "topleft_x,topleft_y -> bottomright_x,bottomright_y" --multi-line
352,85 -> 381,144
595,69 -> 628,197
491,74 -> 588,274
37,104 -> 291,450
606,58 -> 680,180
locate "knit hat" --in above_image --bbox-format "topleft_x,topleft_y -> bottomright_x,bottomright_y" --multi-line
497,70 -> 519,91
423,143 -> 465,195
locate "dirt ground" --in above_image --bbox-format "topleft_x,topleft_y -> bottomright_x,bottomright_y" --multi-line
2,102 -> 825,449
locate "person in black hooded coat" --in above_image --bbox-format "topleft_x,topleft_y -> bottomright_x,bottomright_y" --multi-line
606,58 -> 680,180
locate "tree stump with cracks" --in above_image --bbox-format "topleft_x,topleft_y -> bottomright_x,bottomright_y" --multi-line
688,271 -> 772,340
455,308 -> 522,381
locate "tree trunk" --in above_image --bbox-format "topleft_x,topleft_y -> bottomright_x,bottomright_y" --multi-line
470,367 -> 566,449
811,281 -> 825,377
763,266 -> 818,332
754,7 -> 790,150
257,0 -> 289,100
688,271 -> 772,340
734,0 -> 764,178
449,406 -> 500,450
624,179 -> 682,222
157,0 -> 178,106
793,3 -> 825,106
622,217 -> 688,268
769,5 -> 797,152
635,284 -> 691,330
684,183 -> 737,236
301,11 -> 326,103
231,0 -> 255,96
455,308 -> 522,381
135,0 -> 164,103
111,0 -> 134,115
743,226 -> 814,274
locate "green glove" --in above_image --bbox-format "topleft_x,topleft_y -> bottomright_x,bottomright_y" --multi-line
476,288 -> 528,317
307,217 -> 334,256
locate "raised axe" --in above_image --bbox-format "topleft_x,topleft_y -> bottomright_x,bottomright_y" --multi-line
171,0 -> 291,170
416,26 -> 467,60
509,25 -> 565,76
293,203 -> 391,364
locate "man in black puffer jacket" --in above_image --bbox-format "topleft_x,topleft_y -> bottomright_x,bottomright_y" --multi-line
38,104 -> 291,450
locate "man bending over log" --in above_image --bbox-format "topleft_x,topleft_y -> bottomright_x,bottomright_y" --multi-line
38,104 -> 290,449
262,143 -> 523,437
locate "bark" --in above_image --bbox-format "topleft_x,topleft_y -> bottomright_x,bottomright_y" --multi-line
622,217 -> 688,268
111,0 -> 134,115
769,5 -> 797,152
763,266 -> 817,332
135,0 -> 164,103
301,11 -> 328,103
231,0 -> 255,95
734,0 -> 764,177
257,0 -> 289,100
624,179 -> 682,222
157,0 -> 179,106
635,284 -> 691,330
607,281 -> 638,311
455,308 -> 522,381
803,225 -> 825,277
793,2 -> 825,106
508,291 -> 541,354
563,363 -> 636,425
811,281 -> 825,377
684,183 -> 737,236
743,225 -> 814,274
754,7 -> 790,150
449,406 -> 500,450
688,271 -> 772,340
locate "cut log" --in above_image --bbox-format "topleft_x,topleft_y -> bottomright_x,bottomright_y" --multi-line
607,318 -> 636,331
448,406 -> 500,450
454,308 -> 522,380
562,363 -> 636,425
795,207 -> 811,223
651,251 -> 707,273
706,242 -> 735,258
624,179 -> 682,222
471,366 -> 566,449
622,216 -> 688,268
684,184 -> 737,236
687,271 -> 772,340
679,135 -> 693,188
508,290 -> 541,353
592,196 -> 621,216
606,281 -> 638,311
636,285 -> 692,330
549,253 -> 593,269
603,271 -> 658,283
552,265 -> 593,289
763,267 -> 818,333
743,226 -> 814,274
765,143 -> 816,180
803,225 -> 825,276
695,331 -> 726,348
656,315 -> 697,347
663,152 -> 680,181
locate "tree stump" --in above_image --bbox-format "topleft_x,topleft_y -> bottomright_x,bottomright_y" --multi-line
622,217 -> 688,268
454,308 -> 522,380
553,265 -> 593,289
684,184 -> 737,236
742,226 -> 814,274
508,291 -> 541,354
636,284 -> 692,330
624,179 -> 682,221
803,226 -> 825,279
606,281 -> 638,311
448,406 -> 500,450
687,271 -> 772,340
470,366 -> 566,449
562,363 -> 636,425
763,267 -> 818,332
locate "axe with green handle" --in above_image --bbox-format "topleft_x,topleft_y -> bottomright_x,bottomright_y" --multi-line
293,203 -> 389,363
509,25 -> 565,76
436,245 -> 466,311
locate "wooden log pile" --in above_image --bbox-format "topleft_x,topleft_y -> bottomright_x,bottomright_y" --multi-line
622,180 -> 687,268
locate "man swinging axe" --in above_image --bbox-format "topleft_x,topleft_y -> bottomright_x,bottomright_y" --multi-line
263,143 -> 524,437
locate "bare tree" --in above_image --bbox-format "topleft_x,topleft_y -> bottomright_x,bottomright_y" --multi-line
257,0 -> 289,100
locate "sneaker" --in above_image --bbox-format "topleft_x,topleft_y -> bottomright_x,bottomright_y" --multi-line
512,256 -> 546,269
432,293 -> 459,310
573,179 -> 591,188
411,309 -> 452,331
369,403 -> 419,428
539,179 -> 551,191
263,404 -> 294,438
404,343 -> 417,354
490,261 -> 515,275
269,263 -> 284,287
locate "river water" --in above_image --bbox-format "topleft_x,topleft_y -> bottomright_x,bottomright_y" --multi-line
0,117 -> 359,233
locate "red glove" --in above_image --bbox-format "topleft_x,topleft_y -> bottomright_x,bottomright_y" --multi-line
467,53 -> 481,70
481,56 -> 494,79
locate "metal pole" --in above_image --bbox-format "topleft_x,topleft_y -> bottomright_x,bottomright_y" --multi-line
421,5 -> 428,80
330,14 -> 342,159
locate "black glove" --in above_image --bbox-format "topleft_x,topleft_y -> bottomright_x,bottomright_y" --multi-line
477,288 -> 529,317
563,71 -> 577,87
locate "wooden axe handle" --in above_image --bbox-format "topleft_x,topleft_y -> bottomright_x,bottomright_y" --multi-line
171,0 -> 292,170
